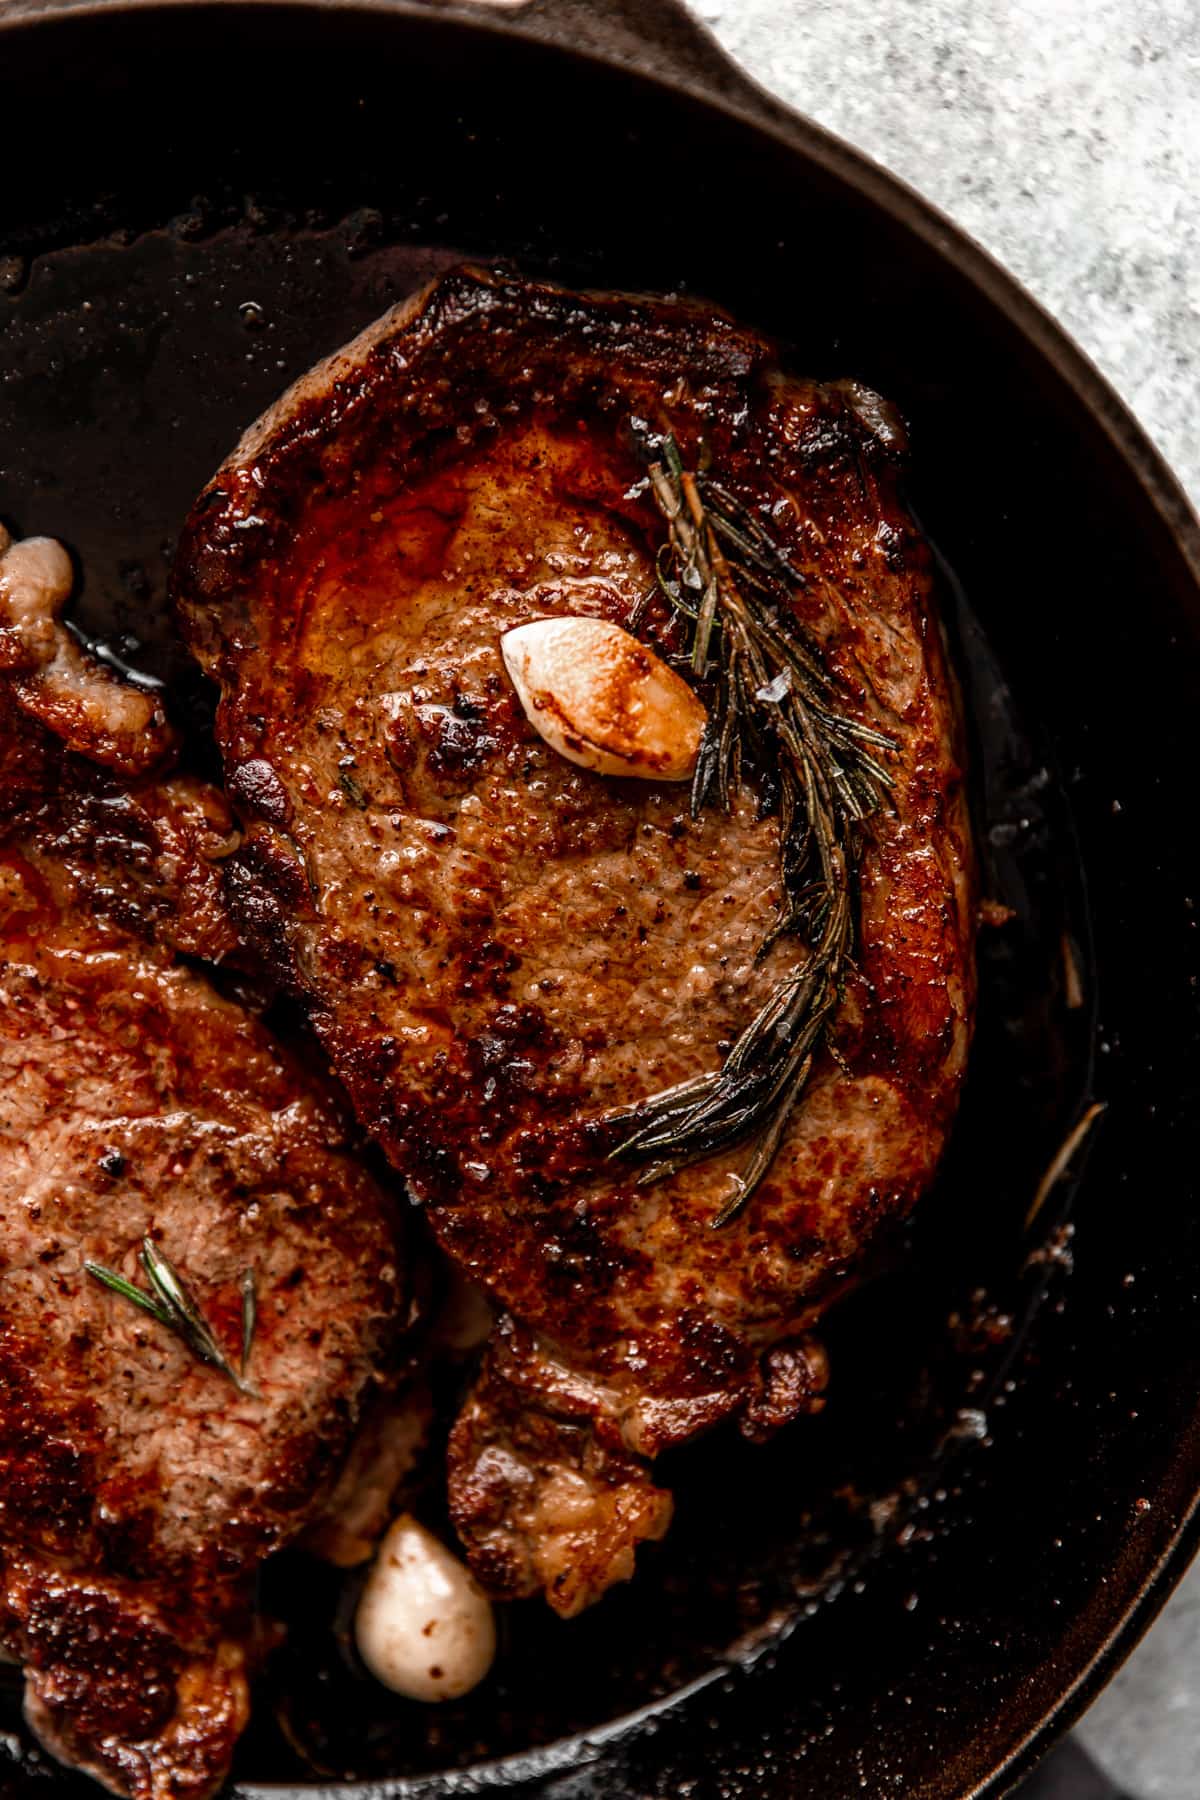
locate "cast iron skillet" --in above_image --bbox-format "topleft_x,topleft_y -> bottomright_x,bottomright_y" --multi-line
2,2 -> 1199,1796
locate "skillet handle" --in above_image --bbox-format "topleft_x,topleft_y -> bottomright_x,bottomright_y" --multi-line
437,0 -> 773,114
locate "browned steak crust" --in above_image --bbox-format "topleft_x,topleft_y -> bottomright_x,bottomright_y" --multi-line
174,267 -> 975,1612
0,700 -> 404,1796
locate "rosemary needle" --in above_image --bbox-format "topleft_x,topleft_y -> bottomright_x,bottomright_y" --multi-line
611,433 -> 897,1226
86,1238 -> 258,1396
239,1268 -> 257,1378
1024,1102 -> 1106,1231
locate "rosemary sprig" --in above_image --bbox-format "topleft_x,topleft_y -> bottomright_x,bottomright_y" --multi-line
338,769 -> 369,810
85,1238 -> 258,1396
611,434 -> 896,1227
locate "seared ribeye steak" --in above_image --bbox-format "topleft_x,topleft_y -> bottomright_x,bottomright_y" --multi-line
0,693 -> 403,1798
174,268 -> 976,1614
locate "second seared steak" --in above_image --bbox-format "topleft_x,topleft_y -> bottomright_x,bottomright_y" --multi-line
0,560 -> 404,1799
174,268 -> 976,1615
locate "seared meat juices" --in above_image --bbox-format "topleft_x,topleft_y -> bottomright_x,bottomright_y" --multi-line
175,268 -> 976,1615
0,601 -> 404,1796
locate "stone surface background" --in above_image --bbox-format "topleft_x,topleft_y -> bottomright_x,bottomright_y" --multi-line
698,4 -> 1199,1793
701,0 -> 1200,507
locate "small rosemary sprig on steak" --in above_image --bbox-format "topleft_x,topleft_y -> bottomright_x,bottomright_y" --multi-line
86,1238 -> 258,1396
612,433 -> 896,1227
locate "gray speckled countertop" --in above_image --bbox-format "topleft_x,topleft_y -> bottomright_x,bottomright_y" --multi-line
702,0 -> 1200,509
699,4 -> 1200,1794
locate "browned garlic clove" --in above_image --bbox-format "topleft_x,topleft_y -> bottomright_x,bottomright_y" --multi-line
500,616 -> 707,781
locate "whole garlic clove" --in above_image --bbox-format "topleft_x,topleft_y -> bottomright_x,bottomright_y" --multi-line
355,1513 -> 496,1703
500,615 -> 707,781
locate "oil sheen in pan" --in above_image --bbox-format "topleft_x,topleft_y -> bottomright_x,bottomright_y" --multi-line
0,224 -> 1095,1788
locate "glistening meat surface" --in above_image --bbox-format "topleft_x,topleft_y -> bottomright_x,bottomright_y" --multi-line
0,684 -> 403,1798
174,268 -> 976,1614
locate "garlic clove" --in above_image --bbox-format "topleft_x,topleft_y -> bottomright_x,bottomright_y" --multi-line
355,1513 -> 496,1703
500,616 -> 706,781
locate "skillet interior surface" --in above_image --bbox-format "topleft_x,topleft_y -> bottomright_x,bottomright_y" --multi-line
1,7 -> 1199,1797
